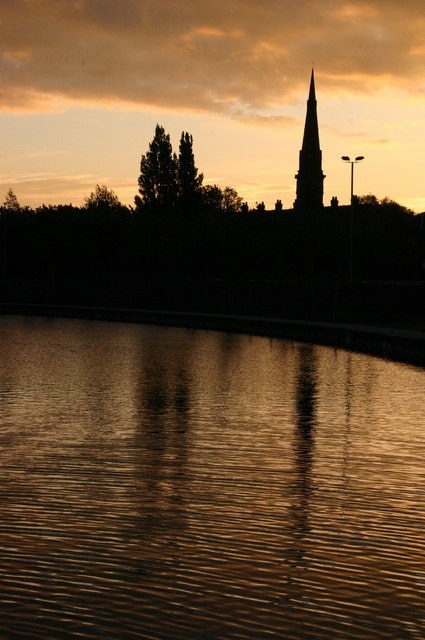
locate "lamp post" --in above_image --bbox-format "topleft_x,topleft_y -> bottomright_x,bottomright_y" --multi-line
2,209 -> 6,285
341,155 -> 364,283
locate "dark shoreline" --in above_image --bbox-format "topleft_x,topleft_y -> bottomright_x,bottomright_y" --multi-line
1,302 -> 425,368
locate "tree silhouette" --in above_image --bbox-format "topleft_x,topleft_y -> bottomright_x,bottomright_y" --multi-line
197,184 -> 244,214
84,184 -> 122,211
136,124 -> 178,214
3,188 -> 20,212
177,132 -> 203,214
222,186 -> 243,214
199,184 -> 224,214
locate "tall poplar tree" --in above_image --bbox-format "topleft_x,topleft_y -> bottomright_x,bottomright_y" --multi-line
136,124 -> 177,214
177,132 -> 203,214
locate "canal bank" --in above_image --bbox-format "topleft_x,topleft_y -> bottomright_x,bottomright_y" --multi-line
1,302 -> 425,367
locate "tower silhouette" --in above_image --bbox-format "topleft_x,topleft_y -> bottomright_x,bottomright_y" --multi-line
294,70 -> 325,211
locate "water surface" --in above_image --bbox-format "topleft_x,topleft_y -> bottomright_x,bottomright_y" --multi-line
0,315 -> 424,639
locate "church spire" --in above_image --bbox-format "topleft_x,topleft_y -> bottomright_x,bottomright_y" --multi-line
308,68 -> 316,101
294,69 -> 325,211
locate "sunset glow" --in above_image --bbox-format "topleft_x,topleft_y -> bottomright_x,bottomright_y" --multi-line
0,0 -> 424,212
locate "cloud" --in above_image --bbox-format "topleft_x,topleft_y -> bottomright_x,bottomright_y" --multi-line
229,111 -> 298,126
0,0 -> 424,118
0,171 -> 135,207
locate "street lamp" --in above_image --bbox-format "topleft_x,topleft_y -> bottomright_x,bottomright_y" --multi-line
341,155 -> 364,282
2,208 -> 7,285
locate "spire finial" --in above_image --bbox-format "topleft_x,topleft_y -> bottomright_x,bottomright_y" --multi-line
308,68 -> 316,101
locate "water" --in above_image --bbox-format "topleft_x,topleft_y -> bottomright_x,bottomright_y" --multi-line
0,315 -> 424,640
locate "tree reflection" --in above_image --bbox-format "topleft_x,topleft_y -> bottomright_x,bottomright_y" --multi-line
283,343 -> 318,602
134,348 -> 191,549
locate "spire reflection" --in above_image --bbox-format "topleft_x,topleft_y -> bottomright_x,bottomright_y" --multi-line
282,343 -> 318,604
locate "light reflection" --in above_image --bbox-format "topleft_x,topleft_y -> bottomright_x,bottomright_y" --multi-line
342,350 -> 353,482
0,317 -> 425,639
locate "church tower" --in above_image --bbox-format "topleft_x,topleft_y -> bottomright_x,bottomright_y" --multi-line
294,70 -> 325,211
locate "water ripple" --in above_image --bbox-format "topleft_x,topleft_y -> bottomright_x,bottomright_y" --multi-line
0,317 -> 424,639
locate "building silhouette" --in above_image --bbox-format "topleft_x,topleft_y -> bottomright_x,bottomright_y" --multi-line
294,70 -> 325,211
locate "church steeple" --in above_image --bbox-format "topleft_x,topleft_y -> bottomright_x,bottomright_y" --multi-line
294,69 -> 325,211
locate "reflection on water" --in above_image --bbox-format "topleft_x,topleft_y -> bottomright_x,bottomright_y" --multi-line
286,344 -> 317,595
0,315 -> 424,639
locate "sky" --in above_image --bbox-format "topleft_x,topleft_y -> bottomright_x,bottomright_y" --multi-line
1,0 -> 425,212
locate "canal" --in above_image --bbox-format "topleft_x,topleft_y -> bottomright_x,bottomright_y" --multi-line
0,315 -> 424,639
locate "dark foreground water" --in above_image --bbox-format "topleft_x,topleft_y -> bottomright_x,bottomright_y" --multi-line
0,315 -> 424,639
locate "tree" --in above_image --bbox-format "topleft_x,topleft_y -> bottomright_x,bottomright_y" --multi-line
84,184 -> 122,210
200,184 -> 224,214
352,194 -> 416,279
137,124 -> 178,214
222,186 -> 243,214
199,184 -> 244,214
357,194 -> 414,223
358,194 -> 379,207
177,132 -> 203,214
3,188 -> 20,212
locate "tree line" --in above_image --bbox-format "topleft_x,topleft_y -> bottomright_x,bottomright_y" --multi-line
0,124 -> 424,314
137,124 -> 244,215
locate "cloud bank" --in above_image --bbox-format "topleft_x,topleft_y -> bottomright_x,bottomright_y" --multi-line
1,0 -> 424,116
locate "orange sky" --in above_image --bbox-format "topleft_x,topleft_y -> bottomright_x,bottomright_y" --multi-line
1,0 -> 425,211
